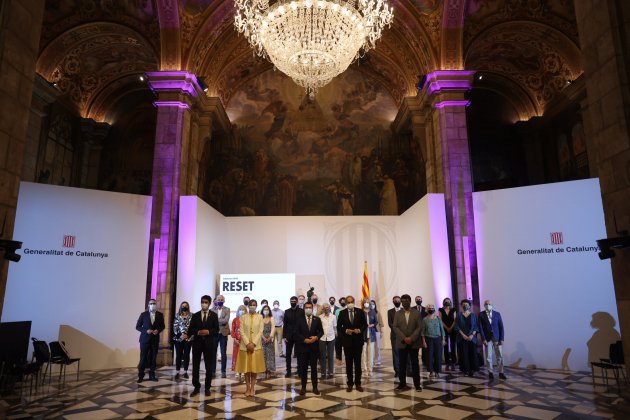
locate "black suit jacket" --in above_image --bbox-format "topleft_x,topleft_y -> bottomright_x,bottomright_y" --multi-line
337,308 -> 367,349
387,307 -> 399,340
136,311 -> 165,344
295,315 -> 324,354
283,307 -> 305,341
188,310 -> 219,349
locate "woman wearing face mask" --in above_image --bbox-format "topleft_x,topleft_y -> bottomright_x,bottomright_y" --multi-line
370,300 -> 384,367
261,304 -> 276,378
456,299 -> 479,377
438,298 -> 457,370
421,304 -> 446,378
361,298 -> 377,376
236,299 -> 265,396
231,305 -> 247,381
173,301 -> 192,379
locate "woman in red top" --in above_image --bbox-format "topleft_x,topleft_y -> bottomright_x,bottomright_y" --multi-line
231,305 -> 246,381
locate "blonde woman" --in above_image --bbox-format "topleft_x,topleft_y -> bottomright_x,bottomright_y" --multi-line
236,299 -> 265,396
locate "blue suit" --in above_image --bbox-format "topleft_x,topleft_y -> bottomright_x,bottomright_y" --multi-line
479,310 -> 505,374
479,310 -> 504,343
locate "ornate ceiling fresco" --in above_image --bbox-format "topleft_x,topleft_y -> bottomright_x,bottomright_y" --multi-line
35,0 -> 584,120
463,0 -> 582,117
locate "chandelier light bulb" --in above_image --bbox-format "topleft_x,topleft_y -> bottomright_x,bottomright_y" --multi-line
234,0 -> 394,95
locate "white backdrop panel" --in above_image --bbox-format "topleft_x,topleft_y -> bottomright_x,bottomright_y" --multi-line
2,182 -> 151,370
176,194 -> 451,349
473,179 -> 618,371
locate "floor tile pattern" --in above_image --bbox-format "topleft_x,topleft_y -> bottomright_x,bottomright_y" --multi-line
0,353 -> 623,419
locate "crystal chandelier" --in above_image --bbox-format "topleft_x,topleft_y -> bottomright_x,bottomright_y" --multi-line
234,0 -> 394,95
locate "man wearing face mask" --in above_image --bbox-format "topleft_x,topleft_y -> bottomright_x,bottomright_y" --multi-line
393,294 -> 423,391
479,299 -> 506,380
334,297 -> 346,363
295,302 -> 324,395
387,296 -> 402,379
243,296 -> 251,307
415,296 -> 428,368
272,300 -> 285,357
211,294 -> 230,378
283,296 -> 304,377
136,298 -> 165,383
337,295 -> 367,392
188,295 -> 220,396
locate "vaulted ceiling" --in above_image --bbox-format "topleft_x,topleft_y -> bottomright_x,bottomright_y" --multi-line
35,0 -> 582,123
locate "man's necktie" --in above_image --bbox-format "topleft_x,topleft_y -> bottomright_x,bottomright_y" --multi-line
307,316 -> 311,329
349,310 -> 354,324
203,312 -> 207,324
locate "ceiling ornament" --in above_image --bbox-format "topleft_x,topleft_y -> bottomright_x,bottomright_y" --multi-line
234,0 -> 393,97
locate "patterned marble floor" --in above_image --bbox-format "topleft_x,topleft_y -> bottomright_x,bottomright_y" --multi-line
0,352 -> 625,419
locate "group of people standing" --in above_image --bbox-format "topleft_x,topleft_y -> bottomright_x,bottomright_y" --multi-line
135,292 -> 506,398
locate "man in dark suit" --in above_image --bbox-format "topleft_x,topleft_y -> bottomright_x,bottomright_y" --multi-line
283,296 -> 304,377
295,302 -> 324,395
479,299 -> 506,380
387,295 -> 402,378
135,298 -> 165,383
337,295 -> 367,392
186,295 -> 219,396
393,294 -> 423,391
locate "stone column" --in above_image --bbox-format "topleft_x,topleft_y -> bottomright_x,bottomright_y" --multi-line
575,0 -> 630,396
146,71 -> 202,359
0,0 -> 45,316
425,70 -> 479,307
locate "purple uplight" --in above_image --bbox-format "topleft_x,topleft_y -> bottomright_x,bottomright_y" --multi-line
433,100 -> 471,109
153,100 -> 190,109
146,71 -> 201,97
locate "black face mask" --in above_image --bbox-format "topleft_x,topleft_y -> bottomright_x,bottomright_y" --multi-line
312,298 -> 318,304
444,302 -> 451,307
244,300 -> 250,305
393,301 -> 401,308
340,301 -> 346,307
182,307 -> 189,312
427,309 -> 435,315
416,300 -> 422,306
329,300 -> 335,305
290,302 -> 297,308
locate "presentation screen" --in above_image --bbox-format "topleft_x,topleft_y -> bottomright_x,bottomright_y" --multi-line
219,273 -> 296,313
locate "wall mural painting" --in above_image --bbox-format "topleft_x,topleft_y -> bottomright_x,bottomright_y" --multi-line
200,69 -> 424,216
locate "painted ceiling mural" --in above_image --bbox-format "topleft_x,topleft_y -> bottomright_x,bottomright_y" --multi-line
198,69 -> 426,216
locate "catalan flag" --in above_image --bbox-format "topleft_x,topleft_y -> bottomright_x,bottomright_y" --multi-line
361,261 -> 370,301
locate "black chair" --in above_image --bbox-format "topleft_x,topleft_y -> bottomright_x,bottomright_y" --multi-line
31,338 -> 51,383
49,341 -> 80,383
591,340 -> 627,390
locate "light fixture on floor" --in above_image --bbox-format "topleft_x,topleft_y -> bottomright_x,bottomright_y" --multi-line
234,0 -> 394,97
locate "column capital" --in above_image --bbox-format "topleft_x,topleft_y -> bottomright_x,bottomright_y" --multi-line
146,71 -> 203,109
424,70 -> 475,109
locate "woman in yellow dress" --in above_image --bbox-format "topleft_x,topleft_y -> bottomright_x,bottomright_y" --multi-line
236,299 -> 265,396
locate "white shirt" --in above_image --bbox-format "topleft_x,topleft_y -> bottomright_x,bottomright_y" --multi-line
320,313 -> 337,342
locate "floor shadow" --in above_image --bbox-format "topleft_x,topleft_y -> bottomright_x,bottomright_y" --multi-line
509,341 -> 535,369
586,312 -> 620,365
59,325 -> 139,371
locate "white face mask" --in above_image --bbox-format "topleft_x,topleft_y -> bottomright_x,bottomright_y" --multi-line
201,303 -> 209,311
148,303 -> 156,312
347,303 -> 355,310
273,304 -> 279,309
486,304 -> 493,311
263,310 -> 270,316
305,308 -> 313,316
237,310 -> 244,317
298,299 -> 305,305
249,306 -> 257,313
364,303 -> 370,308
